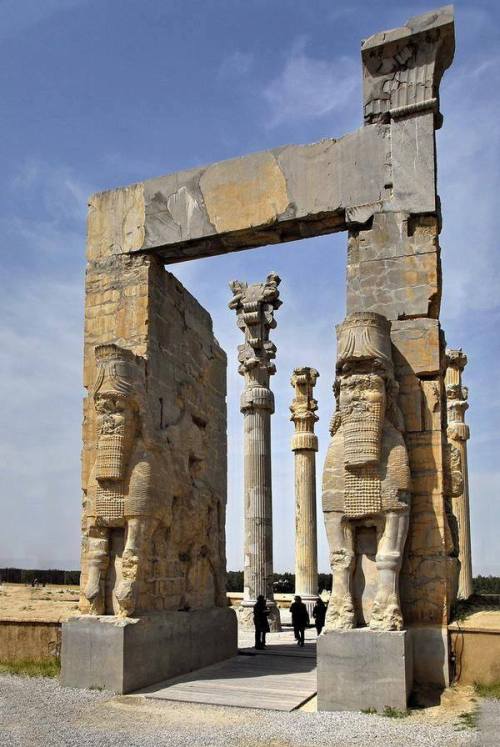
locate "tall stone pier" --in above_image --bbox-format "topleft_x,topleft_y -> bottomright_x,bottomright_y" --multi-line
290,367 -> 319,615
445,349 -> 473,600
229,274 -> 282,631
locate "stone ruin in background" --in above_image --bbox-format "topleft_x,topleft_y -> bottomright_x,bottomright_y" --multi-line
60,5 -> 474,711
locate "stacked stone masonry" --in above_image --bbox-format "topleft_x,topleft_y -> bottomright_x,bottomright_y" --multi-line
81,250 -> 228,617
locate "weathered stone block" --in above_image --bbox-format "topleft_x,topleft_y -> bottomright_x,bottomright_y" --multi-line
347,251 -> 439,320
406,430 -> 444,495
398,374 -> 423,432
391,319 -> 441,375
87,184 -> 145,261
61,608 -> 237,693
391,113 -> 435,213
401,555 -> 449,625
421,379 -> 443,431
317,629 -> 413,712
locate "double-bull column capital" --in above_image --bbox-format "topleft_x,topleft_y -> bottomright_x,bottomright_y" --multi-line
229,272 -> 282,631
290,367 -> 319,452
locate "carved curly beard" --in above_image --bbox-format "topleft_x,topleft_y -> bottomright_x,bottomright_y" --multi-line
342,400 -> 384,466
95,433 -> 128,480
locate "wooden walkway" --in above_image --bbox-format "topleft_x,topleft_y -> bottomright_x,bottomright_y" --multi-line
137,635 -> 317,712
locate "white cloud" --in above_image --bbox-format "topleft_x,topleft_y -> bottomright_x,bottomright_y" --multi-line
0,161 -> 89,569
263,40 -> 359,127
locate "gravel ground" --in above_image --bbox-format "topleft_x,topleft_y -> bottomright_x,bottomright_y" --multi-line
479,699 -> 500,746
0,674 -> 484,747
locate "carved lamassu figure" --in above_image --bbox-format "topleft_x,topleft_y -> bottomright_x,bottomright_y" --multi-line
83,344 -> 171,617
322,312 -> 411,631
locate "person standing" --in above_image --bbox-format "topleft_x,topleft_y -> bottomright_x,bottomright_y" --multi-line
290,595 -> 309,647
253,595 -> 270,649
312,597 -> 326,635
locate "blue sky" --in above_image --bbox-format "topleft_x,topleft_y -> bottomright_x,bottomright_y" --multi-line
0,0 -> 498,575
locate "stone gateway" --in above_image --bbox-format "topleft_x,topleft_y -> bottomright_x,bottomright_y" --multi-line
61,5 -> 472,709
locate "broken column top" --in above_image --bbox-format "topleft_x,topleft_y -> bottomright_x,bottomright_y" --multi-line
362,5 -> 455,126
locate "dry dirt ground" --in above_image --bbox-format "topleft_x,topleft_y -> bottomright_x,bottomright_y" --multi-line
0,583 -> 79,622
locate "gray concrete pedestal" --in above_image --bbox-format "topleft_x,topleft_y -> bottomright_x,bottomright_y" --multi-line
317,629 -> 413,712
61,607 -> 237,693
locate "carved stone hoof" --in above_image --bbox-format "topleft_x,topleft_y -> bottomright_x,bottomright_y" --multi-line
369,597 -> 403,631
324,595 -> 355,631
84,576 -> 101,603
114,580 -> 136,615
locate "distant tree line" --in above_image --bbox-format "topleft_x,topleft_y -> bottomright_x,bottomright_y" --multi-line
473,575 -> 500,595
2,567 -> 498,596
0,568 -> 80,585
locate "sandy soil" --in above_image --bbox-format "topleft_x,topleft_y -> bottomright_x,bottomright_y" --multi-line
0,582 -> 80,622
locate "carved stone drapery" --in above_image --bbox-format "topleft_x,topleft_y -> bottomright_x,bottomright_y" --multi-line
445,348 -> 473,600
229,273 -> 282,630
290,367 -> 319,615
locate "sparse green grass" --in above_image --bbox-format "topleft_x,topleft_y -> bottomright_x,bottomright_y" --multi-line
360,706 -> 408,718
382,706 -> 408,719
475,682 -> 500,700
0,658 -> 60,678
455,710 -> 478,731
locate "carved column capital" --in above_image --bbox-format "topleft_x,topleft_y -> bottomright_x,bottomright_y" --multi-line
290,367 -> 319,452
229,273 -> 281,413
445,348 -> 470,441
361,5 -> 455,127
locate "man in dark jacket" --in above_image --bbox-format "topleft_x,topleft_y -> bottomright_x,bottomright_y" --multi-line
312,597 -> 326,635
290,595 -> 309,647
253,595 -> 270,649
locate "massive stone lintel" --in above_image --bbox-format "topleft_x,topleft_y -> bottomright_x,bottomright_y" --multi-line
85,9 -> 454,266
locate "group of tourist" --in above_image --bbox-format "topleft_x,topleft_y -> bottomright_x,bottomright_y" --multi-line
253,595 -> 327,649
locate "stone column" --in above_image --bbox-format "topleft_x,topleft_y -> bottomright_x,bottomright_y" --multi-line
229,273 -> 282,631
290,367 -> 319,617
445,349 -> 473,600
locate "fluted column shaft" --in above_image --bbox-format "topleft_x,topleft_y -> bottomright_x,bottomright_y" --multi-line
243,405 -> 273,601
290,367 -> 319,615
229,273 -> 282,631
294,449 -> 318,598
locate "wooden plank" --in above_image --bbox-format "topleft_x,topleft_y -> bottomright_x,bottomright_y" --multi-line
139,649 -> 317,712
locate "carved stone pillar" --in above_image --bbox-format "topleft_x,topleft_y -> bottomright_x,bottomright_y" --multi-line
290,367 -> 319,616
445,349 -> 473,600
229,273 -> 282,631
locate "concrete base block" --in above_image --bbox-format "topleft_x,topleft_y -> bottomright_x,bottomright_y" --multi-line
410,624 -> 450,688
317,629 -> 413,712
61,607 -> 237,693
